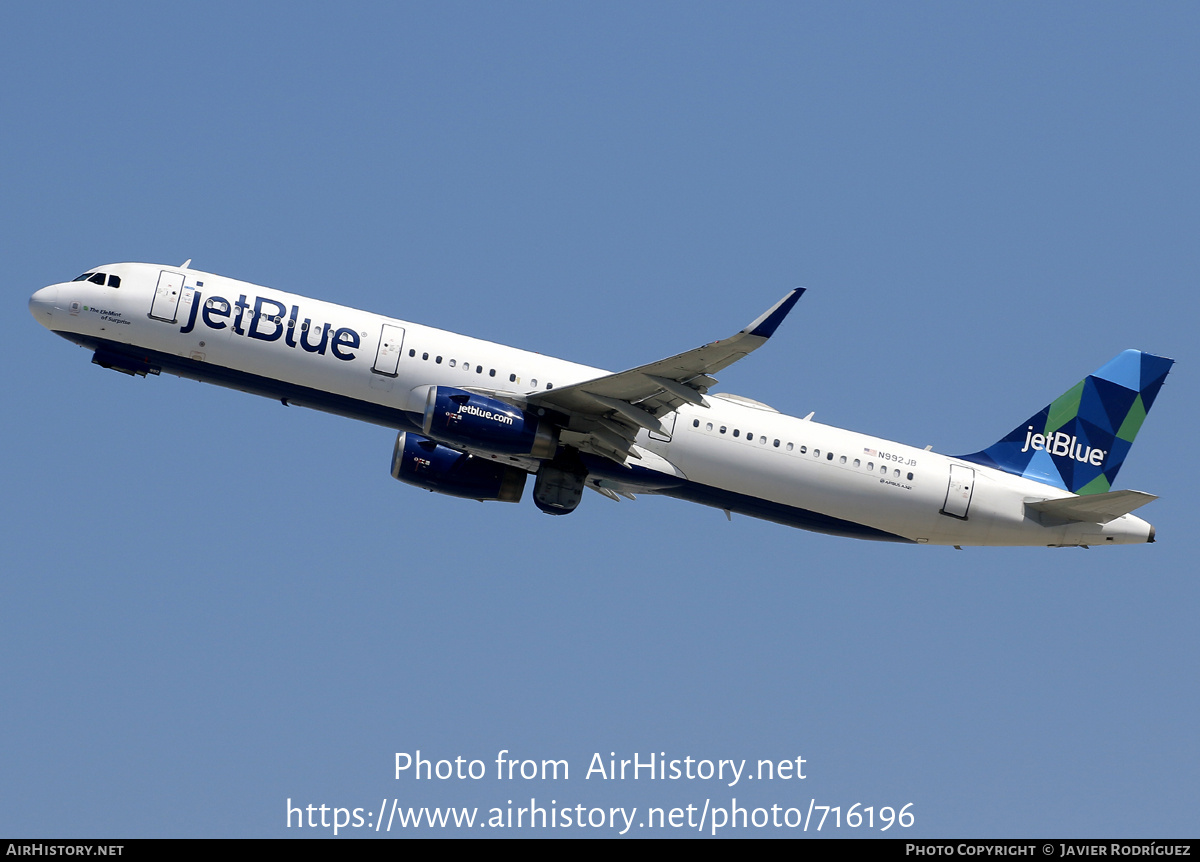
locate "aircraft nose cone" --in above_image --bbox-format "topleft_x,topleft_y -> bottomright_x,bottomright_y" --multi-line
29,285 -> 58,327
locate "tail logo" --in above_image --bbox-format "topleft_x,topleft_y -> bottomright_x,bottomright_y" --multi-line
1020,426 -> 1105,466
960,350 -> 1173,495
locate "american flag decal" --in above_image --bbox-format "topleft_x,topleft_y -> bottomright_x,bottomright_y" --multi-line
863,447 -> 877,456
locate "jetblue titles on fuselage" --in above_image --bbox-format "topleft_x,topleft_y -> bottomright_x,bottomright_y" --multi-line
179,290 -> 360,361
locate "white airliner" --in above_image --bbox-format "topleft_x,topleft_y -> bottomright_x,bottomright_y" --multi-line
29,262 -> 1174,547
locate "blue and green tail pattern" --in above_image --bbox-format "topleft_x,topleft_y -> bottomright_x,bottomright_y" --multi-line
960,350 -> 1174,495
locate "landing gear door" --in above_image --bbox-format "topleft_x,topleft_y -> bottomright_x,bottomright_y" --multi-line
149,271 -> 185,323
941,464 -> 975,520
373,324 -> 406,376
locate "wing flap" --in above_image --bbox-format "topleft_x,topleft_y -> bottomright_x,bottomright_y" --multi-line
526,289 -> 804,462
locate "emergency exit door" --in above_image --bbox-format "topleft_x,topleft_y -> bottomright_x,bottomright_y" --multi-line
372,324 -> 406,376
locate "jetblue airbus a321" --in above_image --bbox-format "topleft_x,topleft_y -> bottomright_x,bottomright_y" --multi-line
29,262 -> 1174,547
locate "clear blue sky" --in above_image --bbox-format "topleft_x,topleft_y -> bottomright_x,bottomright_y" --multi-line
3,1 -> 1196,837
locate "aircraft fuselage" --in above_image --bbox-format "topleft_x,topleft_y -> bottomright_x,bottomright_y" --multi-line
30,262 -> 1166,547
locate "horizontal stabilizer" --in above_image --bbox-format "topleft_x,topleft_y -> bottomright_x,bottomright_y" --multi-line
1025,489 -> 1157,524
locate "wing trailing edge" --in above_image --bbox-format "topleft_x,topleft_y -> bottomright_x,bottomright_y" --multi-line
527,288 -> 805,463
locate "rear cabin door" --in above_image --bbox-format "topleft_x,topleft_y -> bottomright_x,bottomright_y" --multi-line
940,464 -> 975,520
149,270 -> 185,322
372,324 -> 406,376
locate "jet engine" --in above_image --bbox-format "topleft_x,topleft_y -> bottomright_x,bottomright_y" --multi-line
390,432 -> 527,502
422,387 -> 558,458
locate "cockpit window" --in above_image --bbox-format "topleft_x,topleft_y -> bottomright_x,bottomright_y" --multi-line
72,271 -> 119,287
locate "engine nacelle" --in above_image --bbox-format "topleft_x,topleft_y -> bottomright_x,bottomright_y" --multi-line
422,387 -> 558,459
391,432 -> 526,503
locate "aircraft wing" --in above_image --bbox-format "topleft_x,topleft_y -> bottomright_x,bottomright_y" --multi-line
526,288 -> 804,462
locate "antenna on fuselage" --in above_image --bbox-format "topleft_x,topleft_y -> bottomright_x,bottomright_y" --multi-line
180,259 -> 192,269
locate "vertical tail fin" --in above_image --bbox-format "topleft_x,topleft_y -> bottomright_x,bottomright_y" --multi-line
959,350 -> 1174,494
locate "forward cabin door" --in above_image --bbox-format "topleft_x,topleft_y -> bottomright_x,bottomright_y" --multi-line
372,324 -> 406,376
940,464 -> 975,519
149,270 -> 185,322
